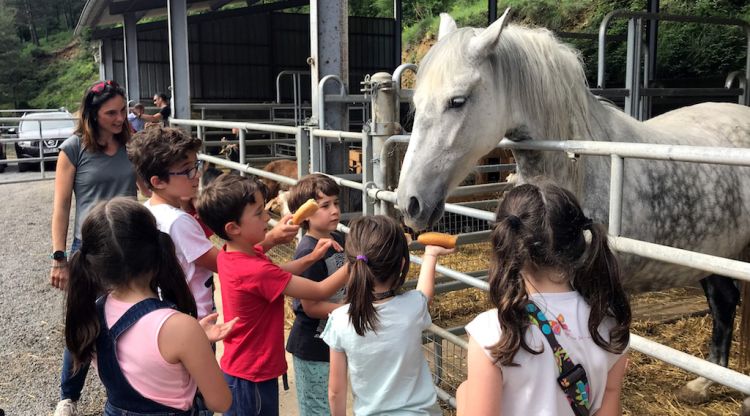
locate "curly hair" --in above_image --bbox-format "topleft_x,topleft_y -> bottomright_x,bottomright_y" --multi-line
488,181 -> 631,366
126,126 -> 202,189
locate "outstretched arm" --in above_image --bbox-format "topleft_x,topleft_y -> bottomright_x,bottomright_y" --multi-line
283,263 -> 350,300
416,245 -> 454,303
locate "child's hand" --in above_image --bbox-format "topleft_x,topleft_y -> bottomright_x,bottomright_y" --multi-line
267,213 -> 299,244
424,245 -> 455,258
199,313 -> 239,343
310,238 -> 343,260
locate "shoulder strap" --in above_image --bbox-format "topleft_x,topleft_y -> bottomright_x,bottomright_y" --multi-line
527,301 -> 592,416
108,298 -> 176,340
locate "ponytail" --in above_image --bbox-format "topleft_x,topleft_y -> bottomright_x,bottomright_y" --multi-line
345,259 -> 378,336
343,215 -> 410,337
64,250 -> 102,371
489,215 -> 543,366
152,231 -> 197,317
575,223 -> 631,354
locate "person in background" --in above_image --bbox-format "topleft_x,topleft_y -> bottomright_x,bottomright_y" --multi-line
127,102 -> 146,133
139,92 -> 171,127
51,80 -> 146,416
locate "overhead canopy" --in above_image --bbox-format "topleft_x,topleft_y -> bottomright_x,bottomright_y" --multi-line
75,0 -> 272,34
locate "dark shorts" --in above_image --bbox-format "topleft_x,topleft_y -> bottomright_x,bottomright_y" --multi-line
222,373 -> 279,416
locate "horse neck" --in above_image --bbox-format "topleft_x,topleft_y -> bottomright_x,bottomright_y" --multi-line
513,93 -> 642,193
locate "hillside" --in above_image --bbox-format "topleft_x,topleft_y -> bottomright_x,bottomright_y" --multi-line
1,0 -> 748,110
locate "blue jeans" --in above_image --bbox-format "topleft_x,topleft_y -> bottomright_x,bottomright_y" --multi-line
223,374 -> 279,416
61,238 -> 88,401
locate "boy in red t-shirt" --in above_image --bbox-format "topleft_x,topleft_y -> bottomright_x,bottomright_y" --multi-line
196,174 -> 350,416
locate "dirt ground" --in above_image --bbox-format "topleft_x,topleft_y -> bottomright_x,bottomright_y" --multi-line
0,175 -> 746,415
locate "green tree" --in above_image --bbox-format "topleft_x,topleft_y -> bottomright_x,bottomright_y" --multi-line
0,0 -> 28,107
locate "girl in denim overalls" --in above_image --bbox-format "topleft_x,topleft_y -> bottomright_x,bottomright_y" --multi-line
63,198 -> 233,415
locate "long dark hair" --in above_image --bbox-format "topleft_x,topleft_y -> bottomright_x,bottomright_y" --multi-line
76,80 -> 131,152
344,215 -> 410,336
488,181 -> 631,366
64,198 -> 196,370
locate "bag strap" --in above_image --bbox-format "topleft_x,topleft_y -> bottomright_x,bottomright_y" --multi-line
527,301 -> 592,416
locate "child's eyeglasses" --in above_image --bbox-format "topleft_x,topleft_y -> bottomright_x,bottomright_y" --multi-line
91,80 -> 119,95
168,160 -> 205,179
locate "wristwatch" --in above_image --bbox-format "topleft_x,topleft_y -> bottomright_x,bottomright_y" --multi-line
51,250 -> 67,261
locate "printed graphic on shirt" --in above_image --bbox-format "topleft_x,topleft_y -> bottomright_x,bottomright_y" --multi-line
315,252 -> 347,337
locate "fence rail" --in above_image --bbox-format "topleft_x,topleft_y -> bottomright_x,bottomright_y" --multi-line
170,115 -> 750,404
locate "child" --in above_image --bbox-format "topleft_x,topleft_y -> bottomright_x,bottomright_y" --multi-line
195,173 -> 351,416
127,127 -> 299,319
285,174 -> 345,416
456,182 -> 631,416
64,198 -> 231,415
321,215 -> 454,416
128,103 -> 146,132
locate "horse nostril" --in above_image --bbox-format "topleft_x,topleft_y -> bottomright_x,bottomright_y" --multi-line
407,196 -> 421,218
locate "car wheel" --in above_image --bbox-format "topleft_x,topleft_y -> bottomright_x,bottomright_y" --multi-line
14,144 -> 31,172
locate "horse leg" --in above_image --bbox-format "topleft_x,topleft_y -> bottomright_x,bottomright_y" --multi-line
677,274 -> 739,404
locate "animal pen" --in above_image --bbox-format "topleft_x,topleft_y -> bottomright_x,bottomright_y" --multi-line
3,0 -> 750,412
169,58 -> 750,412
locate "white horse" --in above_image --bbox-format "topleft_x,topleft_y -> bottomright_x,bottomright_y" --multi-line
396,9 -> 750,408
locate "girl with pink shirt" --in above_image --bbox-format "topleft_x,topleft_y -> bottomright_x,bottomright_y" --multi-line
64,197 -> 233,415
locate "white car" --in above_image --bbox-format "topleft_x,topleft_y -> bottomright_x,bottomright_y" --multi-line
16,110 -> 75,172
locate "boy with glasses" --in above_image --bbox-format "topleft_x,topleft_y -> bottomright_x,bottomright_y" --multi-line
127,127 -> 298,318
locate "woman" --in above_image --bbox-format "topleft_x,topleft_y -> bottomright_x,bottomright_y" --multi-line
50,80 -> 144,416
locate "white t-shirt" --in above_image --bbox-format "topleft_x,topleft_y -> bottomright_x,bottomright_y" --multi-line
465,291 -> 627,416
145,201 -> 215,318
321,290 -> 442,416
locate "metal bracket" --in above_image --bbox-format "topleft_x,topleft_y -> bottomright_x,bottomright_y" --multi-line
363,181 -> 379,202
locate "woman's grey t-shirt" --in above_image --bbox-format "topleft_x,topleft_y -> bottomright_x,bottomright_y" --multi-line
59,135 -> 137,239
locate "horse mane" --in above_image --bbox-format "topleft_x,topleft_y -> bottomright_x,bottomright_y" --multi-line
418,24 -> 599,140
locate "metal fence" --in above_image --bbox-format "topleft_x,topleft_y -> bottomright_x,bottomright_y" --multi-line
170,109 -> 750,407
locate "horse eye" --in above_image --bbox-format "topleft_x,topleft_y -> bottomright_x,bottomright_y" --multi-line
448,96 -> 467,109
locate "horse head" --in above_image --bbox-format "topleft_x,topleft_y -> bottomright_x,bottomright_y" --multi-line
397,10 -> 515,230
397,9 -> 593,230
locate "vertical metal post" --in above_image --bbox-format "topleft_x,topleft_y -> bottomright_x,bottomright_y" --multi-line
609,155 -> 624,236
393,0 -> 402,67
296,127 -> 311,178
309,0 -> 349,174
368,72 -> 398,218
624,18 -> 643,119
488,0 -> 497,24
167,0 -> 192,121
645,0 -> 659,119
361,130 -> 375,216
433,335 -> 444,385
38,121 -> 45,178
238,129 -> 247,177
123,13 -> 141,103
101,38 -> 114,81
198,108 -> 205,153
310,130 -> 323,173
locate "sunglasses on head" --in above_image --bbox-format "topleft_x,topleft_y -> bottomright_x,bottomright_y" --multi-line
91,80 -> 120,95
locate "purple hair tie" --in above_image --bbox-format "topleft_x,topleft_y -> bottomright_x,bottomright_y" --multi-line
356,255 -> 368,263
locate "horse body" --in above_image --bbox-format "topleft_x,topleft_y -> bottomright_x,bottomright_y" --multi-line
396,10 -> 750,405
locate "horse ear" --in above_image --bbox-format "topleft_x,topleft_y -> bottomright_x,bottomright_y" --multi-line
438,13 -> 458,41
468,7 -> 512,61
